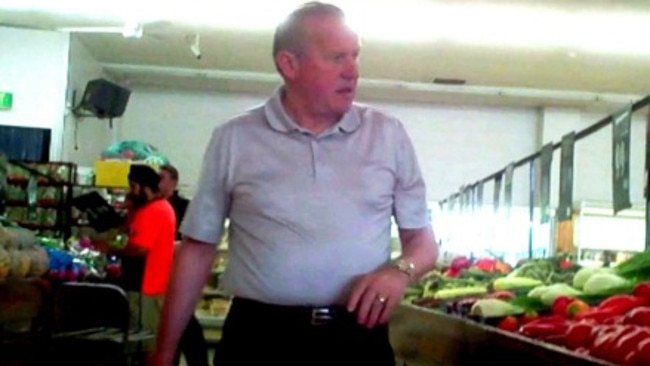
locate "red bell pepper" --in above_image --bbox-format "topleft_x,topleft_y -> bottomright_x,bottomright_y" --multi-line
622,336 -> 650,366
520,310 -> 539,325
542,334 -> 566,347
566,299 -> 590,318
598,295 -> 645,315
575,308 -> 618,324
559,259 -> 574,269
450,256 -> 471,271
609,327 -> 650,364
590,325 -> 629,360
633,283 -> 650,305
525,314 -> 566,326
624,307 -> 650,327
565,321 -> 596,350
552,296 -> 575,318
520,321 -> 568,339
474,258 -> 496,273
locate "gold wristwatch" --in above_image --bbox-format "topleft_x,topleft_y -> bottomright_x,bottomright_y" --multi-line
391,258 -> 415,279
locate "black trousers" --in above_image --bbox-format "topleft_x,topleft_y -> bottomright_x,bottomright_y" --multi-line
174,314 -> 209,366
213,298 -> 396,366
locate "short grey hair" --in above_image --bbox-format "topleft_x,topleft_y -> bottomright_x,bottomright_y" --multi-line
272,2 -> 345,62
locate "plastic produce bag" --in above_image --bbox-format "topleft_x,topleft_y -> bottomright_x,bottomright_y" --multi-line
100,140 -> 170,166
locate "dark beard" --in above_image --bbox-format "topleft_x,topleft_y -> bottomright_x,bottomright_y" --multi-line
129,192 -> 148,209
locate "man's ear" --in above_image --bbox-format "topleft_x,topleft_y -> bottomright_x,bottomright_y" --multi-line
275,50 -> 299,80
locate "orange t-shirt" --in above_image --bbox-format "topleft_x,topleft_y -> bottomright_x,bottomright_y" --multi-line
129,198 -> 176,296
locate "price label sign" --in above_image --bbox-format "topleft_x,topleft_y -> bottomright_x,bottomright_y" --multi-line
612,106 -> 632,214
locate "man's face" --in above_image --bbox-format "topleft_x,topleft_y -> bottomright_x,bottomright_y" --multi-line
158,170 -> 176,198
292,15 -> 360,119
128,181 -> 148,208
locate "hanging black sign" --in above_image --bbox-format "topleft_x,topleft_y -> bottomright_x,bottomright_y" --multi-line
504,163 -> 514,217
557,132 -> 575,221
468,184 -> 476,213
477,181 -> 484,209
540,143 -> 553,224
645,107 -> 650,250
458,186 -> 466,214
493,173 -> 503,214
646,107 -> 650,199
612,106 -> 632,214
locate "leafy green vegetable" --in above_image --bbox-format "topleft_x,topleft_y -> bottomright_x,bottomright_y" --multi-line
616,250 -> 650,280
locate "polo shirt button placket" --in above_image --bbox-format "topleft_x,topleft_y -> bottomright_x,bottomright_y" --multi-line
310,138 -> 319,180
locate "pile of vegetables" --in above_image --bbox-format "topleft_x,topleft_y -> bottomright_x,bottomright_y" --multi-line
499,282 -> 650,365
468,250 -> 650,366
408,256 -> 579,313
404,249 -> 650,365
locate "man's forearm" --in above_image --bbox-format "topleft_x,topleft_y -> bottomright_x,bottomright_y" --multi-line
398,227 -> 438,280
155,237 -> 217,362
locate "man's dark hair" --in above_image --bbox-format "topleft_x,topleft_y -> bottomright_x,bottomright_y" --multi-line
272,2 -> 345,69
160,164 -> 179,182
128,164 -> 160,192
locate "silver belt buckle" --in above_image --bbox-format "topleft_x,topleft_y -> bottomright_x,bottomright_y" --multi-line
311,307 -> 333,326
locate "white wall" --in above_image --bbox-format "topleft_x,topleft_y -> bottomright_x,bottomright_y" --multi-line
61,36 -> 115,167
368,101 -> 539,204
118,86 -> 541,202
118,87 -> 266,189
0,26 -> 69,159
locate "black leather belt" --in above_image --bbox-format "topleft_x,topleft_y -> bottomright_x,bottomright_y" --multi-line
231,297 -> 356,326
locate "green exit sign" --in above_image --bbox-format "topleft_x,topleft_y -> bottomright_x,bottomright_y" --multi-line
0,92 -> 13,110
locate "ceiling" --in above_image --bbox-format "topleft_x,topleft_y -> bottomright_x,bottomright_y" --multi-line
2,0 -> 650,108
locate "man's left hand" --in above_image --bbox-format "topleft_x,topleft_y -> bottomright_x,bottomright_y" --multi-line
346,265 -> 410,328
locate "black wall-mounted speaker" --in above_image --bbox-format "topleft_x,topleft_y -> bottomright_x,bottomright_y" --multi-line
79,78 -> 131,118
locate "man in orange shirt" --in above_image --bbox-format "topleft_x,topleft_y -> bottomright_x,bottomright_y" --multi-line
117,165 -> 176,333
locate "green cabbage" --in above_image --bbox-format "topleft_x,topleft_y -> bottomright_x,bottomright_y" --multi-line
572,267 -> 612,290
583,273 -> 629,295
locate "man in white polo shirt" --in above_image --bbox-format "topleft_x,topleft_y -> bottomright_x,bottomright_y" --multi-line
151,2 -> 439,365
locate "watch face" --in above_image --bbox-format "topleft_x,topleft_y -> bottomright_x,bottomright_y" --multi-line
395,259 -> 414,277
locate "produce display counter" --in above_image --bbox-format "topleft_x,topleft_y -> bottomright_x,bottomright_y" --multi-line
389,303 -> 613,366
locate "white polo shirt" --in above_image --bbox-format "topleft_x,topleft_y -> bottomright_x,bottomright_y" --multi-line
181,88 -> 429,306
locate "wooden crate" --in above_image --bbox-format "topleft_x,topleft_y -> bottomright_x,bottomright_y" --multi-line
389,304 -> 613,366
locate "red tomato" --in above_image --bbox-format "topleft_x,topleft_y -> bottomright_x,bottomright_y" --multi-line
497,316 -> 519,332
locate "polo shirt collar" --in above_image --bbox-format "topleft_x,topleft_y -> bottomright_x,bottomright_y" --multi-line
264,87 -> 361,135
